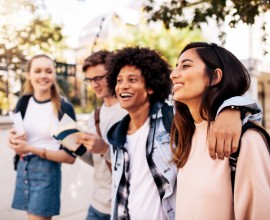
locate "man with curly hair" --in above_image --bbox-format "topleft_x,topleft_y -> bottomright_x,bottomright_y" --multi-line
106,47 -> 262,220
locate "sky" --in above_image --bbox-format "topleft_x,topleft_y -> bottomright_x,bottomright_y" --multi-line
44,0 -> 134,47
42,0 -> 270,71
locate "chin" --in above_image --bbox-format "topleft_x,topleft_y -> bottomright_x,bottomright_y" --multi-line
119,103 -> 129,111
95,93 -> 103,98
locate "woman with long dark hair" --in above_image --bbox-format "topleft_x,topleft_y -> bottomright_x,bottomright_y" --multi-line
170,42 -> 270,219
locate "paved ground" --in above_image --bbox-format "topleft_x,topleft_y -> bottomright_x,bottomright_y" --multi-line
0,123 -> 94,220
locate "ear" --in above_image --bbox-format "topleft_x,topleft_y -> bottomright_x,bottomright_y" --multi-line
211,68 -> 222,85
147,88 -> 154,95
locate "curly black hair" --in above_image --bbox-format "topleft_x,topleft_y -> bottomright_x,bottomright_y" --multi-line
106,47 -> 172,104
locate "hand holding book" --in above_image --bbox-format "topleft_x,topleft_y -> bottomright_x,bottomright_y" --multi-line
51,114 -> 86,155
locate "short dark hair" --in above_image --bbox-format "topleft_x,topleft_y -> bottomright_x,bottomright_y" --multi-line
106,47 -> 171,104
82,50 -> 111,72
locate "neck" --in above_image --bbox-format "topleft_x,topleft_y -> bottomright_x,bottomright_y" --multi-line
188,105 -> 204,124
103,96 -> 118,107
128,102 -> 150,135
34,91 -> 51,102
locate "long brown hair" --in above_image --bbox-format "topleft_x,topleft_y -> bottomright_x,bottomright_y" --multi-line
22,54 -> 62,115
170,42 -> 250,168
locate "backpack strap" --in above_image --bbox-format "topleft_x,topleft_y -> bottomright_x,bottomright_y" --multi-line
229,121 -> 270,193
15,95 -> 31,118
94,108 -> 112,173
13,95 -> 31,170
58,97 -> 76,121
94,108 -> 102,137
161,103 -> 174,133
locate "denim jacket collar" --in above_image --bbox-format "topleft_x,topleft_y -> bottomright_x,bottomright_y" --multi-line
107,101 -> 164,149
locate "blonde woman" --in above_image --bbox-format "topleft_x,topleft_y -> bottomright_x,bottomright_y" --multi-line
9,54 -> 76,220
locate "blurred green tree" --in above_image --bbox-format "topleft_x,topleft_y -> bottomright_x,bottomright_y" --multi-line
96,19 -> 204,67
0,0 -> 65,73
0,0 -> 71,114
144,0 -> 270,50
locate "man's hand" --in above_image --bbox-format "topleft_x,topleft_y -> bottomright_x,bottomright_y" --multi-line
76,132 -> 109,155
208,109 -> 242,160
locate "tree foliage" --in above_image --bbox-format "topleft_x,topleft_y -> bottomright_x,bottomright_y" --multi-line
0,0 -> 64,73
145,0 -> 270,28
144,0 -> 270,45
101,20 -> 204,67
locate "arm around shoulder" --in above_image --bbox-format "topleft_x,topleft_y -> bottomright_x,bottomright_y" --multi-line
216,96 -> 262,124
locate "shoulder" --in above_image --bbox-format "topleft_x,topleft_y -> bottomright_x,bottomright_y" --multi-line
107,114 -> 130,146
240,128 -> 270,162
60,97 -> 76,120
16,95 -> 32,105
15,95 -> 32,112
156,102 -> 174,134
60,96 -> 73,108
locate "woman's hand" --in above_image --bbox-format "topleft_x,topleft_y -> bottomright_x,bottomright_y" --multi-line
8,139 -> 30,155
8,128 -> 28,154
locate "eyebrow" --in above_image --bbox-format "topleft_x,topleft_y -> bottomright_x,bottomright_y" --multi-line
117,73 -> 138,77
181,58 -> 193,63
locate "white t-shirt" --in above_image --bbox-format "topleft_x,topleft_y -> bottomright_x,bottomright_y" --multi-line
126,118 -> 166,220
23,97 -> 60,151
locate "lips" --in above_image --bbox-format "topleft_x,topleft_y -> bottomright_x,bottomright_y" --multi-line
172,82 -> 184,92
38,80 -> 50,85
119,92 -> 133,100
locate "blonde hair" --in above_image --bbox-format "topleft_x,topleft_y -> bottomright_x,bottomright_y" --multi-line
22,54 -> 62,115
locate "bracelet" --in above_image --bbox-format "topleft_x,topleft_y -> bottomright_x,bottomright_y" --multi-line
229,105 -> 240,110
42,148 -> 47,159
227,105 -> 247,120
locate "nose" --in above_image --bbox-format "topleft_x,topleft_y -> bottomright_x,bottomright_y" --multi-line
119,80 -> 129,89
90,80 -> 99,88
40,71 -> 48,78
170,69 -> 180,80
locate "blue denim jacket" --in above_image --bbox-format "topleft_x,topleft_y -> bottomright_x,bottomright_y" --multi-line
107,102 -> 176,220
107,97 -> 262,220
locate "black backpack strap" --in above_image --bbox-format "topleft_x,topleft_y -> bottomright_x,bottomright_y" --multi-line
229,121 -> 270,193
13,95 -> 31,170
58,97 -> 76,121
161,103 -> 174,133
15,95 -> 31,117
94,108 -> 102,137
58,97 -> 79,156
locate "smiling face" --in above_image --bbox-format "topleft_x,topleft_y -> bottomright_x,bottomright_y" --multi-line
85,64 -> 111,99
29,57 -> 56,96
115,65 -> 153,113
170,48 -> 210,108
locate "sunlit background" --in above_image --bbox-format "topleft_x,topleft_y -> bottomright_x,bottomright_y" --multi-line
1,1 -> 270,219
0,0 -> 270,130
